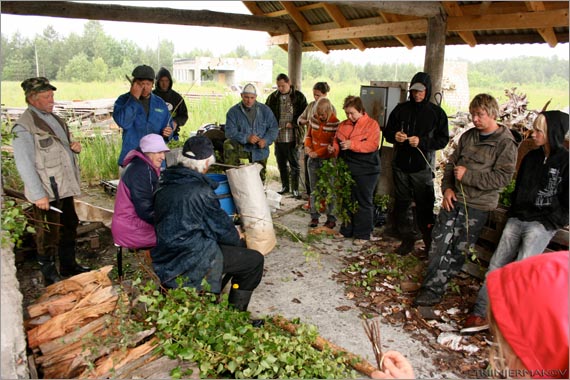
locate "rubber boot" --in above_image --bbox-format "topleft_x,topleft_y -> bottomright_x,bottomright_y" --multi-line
291,176 -> 300,199
228,288 -> 253,312
38,255 -> 62,286
59,244 -> 91,276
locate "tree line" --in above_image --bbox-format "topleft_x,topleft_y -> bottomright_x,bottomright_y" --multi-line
2,20 -> 568,88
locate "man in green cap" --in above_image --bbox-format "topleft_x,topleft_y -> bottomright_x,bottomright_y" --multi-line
12,77 -> 91,285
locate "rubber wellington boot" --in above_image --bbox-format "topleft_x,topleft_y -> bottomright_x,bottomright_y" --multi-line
228,289 -> 253,312
38,256 -> 62,286
59,245 -> 91,276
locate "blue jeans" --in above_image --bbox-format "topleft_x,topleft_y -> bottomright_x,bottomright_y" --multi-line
472,217 -> 556,317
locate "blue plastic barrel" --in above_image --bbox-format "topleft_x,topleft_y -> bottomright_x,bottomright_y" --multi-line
206,173 -> 236,217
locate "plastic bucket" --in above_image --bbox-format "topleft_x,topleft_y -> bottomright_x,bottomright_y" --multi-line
206,173 -> 236,217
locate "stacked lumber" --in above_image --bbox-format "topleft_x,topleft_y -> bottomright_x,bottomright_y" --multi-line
24,265 -> 198,379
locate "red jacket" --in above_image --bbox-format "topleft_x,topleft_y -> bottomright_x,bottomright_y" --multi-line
487,251 -> 569,378
332,113 -> 380,156
304,113 -> 340,159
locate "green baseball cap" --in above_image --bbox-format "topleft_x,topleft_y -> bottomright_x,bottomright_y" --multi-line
21,77 -> 57,96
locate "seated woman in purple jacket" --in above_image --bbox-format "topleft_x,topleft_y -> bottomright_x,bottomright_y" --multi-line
111,134 -> 170,250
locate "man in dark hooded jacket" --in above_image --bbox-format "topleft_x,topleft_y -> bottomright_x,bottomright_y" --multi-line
153,67 -> 188,141
384,72 -> 449,255
461,110 -> 569,333
151,136 -> 264,312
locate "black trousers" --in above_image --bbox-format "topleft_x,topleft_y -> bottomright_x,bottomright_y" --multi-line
32,196 -> 79,258
274,142 -> 300,189
340,172 -> 380,240
392,167 -> 436,240
220,244 -> 264,291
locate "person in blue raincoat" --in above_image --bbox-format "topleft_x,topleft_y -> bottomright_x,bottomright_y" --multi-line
151,136 -> 265,312
113,64 -> 173,169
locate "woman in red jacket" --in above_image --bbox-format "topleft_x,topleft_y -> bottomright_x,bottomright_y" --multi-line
330,96 -> 381,246
304,97 -> 340,228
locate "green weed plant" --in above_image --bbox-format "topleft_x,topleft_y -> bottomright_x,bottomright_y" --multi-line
313,158 -> 357,225
137,279 -> 357,379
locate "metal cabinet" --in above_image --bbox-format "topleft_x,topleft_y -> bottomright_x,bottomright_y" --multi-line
359,81 -> 408,130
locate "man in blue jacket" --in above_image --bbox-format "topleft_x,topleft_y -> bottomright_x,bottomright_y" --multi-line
223,83 -> 278,182
113,64 -> 173,170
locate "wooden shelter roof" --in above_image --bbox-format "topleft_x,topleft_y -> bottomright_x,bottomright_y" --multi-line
242,1 -> 569,53
2,1 -> 568,54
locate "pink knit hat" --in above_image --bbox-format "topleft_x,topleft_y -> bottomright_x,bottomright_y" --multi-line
139,134 -> 170,153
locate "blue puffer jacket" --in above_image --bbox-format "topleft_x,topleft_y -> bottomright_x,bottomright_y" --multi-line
151,165 -> 241,292
113,92 -> 171,165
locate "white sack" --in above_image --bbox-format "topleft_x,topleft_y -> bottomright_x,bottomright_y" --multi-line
226,163 -> 276,255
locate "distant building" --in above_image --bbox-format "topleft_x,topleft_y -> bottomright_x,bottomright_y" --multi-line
172,57 -> 273,89
442,61 -> 470,112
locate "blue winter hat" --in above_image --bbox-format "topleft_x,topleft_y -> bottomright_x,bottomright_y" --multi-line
182,136 -> 214,160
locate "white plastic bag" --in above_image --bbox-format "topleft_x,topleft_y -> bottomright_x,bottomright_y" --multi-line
265,189 -> 282,212
226,164 -> 276,255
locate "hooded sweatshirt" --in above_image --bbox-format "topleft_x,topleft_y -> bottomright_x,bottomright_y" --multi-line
487,251 -> 569,378
384,72 -> 449,173
153,67 -> 189,136
509,110 -> 569,230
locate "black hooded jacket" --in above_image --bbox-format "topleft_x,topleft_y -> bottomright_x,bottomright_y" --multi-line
384,72 -> 449,173
153,67 -> 188,138
509,110 -> 569,230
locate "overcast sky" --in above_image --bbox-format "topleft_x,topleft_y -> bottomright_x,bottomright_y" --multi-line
2,1 -> 568,65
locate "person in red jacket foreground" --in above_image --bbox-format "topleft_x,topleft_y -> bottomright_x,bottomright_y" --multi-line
370,251 -> 569,379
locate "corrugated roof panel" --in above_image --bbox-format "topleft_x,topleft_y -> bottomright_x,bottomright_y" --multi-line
302,8 -> 333,26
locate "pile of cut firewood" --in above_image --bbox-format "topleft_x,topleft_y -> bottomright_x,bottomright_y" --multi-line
24,266 -> 197,379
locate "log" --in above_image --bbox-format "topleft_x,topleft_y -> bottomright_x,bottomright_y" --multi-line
80,337 -> 159,378
271,315 -> 378,377
122,355 -> 199,379
38,315 -> 110,355
64,327 -> 156,378
27,293 -> 80,318
37,266 -> 113,303
27,291 -> 118,348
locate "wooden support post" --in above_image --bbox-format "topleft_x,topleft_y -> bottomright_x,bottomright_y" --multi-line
288,31 -> 303,91
424,14 -> 446,105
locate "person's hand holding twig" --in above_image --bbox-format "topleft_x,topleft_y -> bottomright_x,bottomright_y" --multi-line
370,351 -> 415,379
362,318 -> 383,371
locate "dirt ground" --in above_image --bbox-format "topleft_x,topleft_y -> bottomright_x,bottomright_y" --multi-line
15,179 -> 493,379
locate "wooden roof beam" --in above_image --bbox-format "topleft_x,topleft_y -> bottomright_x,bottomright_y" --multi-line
447,9 -> 569,32
269,8 -> 568,45
441,2 -> 478,47
525,1 -> 559,47
280,1 -> 329,54
322,3 -> 366,51
270,19 -> 428,44
2,1 -> 298,34
379,12 -> 415,49
328,1 -> 443,17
